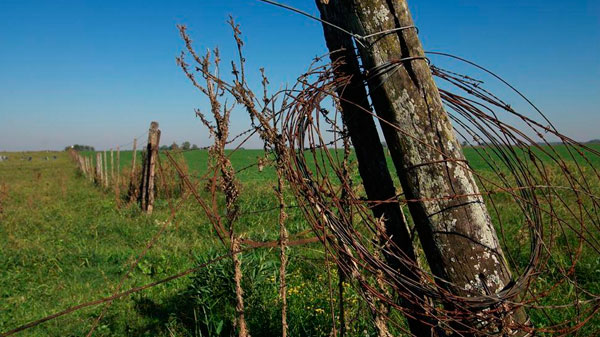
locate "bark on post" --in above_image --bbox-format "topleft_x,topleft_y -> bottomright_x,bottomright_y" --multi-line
139,122 -> 160,214
316,1 -> 435,335
326,0 -> 527,333
128,138 -> 138,203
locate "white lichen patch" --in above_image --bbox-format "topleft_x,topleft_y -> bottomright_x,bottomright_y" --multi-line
447,218 -> 457,231
373,3 -> 391,25
487,272 -> 504,290
392,89 -> 417,118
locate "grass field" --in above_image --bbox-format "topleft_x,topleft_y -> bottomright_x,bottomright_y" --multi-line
1,146 -> 599,336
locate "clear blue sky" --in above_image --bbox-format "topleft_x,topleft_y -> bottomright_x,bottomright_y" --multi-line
0,0 -> 598,151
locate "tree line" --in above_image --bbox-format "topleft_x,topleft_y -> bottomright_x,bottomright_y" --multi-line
64,144 -> 95,151
159,141 -> 199,151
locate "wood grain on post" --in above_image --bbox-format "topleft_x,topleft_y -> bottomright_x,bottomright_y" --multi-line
323,0 -> 528,333
139,122 -> 160,214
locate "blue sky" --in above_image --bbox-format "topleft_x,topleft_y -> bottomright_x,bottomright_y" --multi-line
0,0 -> 598,151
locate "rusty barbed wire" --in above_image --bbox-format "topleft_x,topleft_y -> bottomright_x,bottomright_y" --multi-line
273,50 -> 600,335
173,19 -> 600,333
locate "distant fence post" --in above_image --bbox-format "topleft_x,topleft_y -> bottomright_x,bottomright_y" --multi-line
110,149 -> 114,184
103,150 -> 108,188
139,121 -> 160,214
87,156 -> 93,181
128,138 -> 138,203
76,153 -> 85,177
95,152 -> 102,185
78,155 -> 83,174
84,156 -> 89,180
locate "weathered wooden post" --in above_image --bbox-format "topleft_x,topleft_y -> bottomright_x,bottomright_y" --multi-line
128,138 -> 138,203
95,152 -> 102,185
77,154 -> 84,175
139,149 -> 148,207
103,150 -> 108,188
315,1 -> 433,335
87,156 -> 93,181
83,156 -> 89,180
139,122 -> 160,214
319,0 -> 527,333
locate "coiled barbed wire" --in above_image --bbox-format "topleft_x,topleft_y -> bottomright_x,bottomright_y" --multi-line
277,54 -> 600,335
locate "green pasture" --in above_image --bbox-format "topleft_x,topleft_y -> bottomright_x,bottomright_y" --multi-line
1,145 -> 599,336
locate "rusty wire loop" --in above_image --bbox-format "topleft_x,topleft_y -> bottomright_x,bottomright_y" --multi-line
272,49 -> 600,335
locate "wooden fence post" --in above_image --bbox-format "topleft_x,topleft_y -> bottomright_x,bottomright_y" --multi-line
322,0 -> 529,332
110,149 -> 114,185
95,152 -> 102,185
87,156 -> 93,181
103,150 -> 108,188
84,156 -> 88,180
77,154 -> 85,176
315,2 -> 433,334
139,150 -> 148,206
139,121 -> 161,214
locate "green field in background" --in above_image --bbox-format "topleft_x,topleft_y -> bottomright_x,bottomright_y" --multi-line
1,145 -> 599,336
